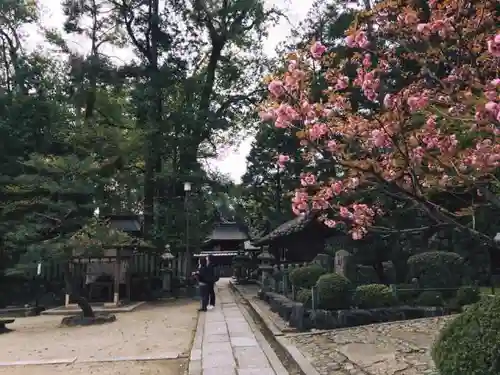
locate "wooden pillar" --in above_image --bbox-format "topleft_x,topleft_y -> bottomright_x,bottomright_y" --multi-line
113,249 -> 121,305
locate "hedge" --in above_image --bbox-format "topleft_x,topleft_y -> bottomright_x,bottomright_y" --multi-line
407,251 -> 465,289
316,273 -> 351,310
432,296 -> 500,375
352,284 -> 396,309
289,265 -> 326,289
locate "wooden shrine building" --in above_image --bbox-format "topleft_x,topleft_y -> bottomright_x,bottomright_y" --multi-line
68,214 -> 145,307
195,221 -> 250,276
252,213 -> 335,263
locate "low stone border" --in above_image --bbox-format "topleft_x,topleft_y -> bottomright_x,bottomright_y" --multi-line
42,301 -> 146,316
260,290 -> 459,331
0,306 -> 44,317
229,280 -> 317,375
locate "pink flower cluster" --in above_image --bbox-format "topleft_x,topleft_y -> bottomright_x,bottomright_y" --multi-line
261,3 -> 499,240
345,31 -> 369,49
416,19 -> 454,38
487,34 -> 500,57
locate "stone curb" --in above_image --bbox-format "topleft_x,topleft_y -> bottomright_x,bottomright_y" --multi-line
229,281 -> 320,375
186,309 -> 204,375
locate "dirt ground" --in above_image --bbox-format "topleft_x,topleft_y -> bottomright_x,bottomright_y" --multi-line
0,299 -> 199,375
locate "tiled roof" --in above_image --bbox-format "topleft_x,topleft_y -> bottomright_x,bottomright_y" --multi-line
252,213 -> 316,246
205,222 -> 249,242
194,251 -> 239,257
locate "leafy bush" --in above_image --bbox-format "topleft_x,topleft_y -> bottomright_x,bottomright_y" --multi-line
296,288 -> 312,307
432,296 -> 500,375
416,291 -> 444,307
352,284 -> 396,309
407,251 -> 465,289
395,284 -> 420,305
315,273 -> 351,310
455,285 -> 480,306
289,265 -> 326,289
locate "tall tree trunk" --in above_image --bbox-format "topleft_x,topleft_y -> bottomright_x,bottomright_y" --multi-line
64,262 -> 94,318
143,0 -> 162,241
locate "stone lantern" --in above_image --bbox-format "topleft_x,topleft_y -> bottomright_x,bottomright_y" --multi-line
160,247 -> 175,294
257,245 -> 274,291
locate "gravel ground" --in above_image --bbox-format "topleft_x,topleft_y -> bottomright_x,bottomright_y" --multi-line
0,299 -> 199,375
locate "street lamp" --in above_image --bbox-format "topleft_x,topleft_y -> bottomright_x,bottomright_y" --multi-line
491,233 -> 500,295
184,181 -> 192,279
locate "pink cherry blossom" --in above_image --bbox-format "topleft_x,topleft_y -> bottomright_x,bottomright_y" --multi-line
310,41 -> 327,59
268,80 -> 285,98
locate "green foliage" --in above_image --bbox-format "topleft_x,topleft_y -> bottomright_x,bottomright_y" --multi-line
289,265 -> 327,289
296,288 -> 312,307
407,251 -> 465,289
432,296 -> 500,375
352,284 -> 396,309
394,284 -> 420,305
456,286 -> 480,306
416,291 -> 444,307
316,273 -> 351,310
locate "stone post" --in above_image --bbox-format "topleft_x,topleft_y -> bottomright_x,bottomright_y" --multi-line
257,246 -> 273,292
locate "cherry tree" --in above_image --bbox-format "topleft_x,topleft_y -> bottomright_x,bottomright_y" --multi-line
260,0 -> 499,240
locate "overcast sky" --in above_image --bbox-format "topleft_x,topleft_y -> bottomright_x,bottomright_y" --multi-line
27,0 -> 314,183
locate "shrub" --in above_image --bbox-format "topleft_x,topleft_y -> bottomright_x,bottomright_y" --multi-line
394,284 -> 419,305
289,265 -> 326,289
416,291 -> 444,307
352,284 -> 396,309
296,288 -> 312,307
315,273 -> 351,310
455,285 -> 480,306
432,296 -> 500,375
407,251 -> 465,289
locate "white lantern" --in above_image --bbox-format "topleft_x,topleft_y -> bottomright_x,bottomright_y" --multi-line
183,181 -> 192,192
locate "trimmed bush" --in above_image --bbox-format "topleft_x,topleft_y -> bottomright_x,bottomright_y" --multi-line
416,291 -> 444,307
352,284 -> 396,309
394,283 -> 420,305
296,288 -> 312,307
315,273 -> 351,310
432,296 -> 500,375
289,265 -> 326,289
455,285 -> 480,306
407,251 -> 465,289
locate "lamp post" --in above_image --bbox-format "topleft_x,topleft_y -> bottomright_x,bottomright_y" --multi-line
491,233 -> 500,295
184,181 -> 192,278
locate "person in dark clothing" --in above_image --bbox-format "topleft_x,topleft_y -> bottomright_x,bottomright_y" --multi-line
193,257 -> 211,311
206,255 -> 218,309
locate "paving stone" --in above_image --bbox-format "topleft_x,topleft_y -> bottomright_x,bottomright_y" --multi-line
237,368 -> 276,375
203,351 -> 236,369
203,367 -> 236,375
188,279 -> 276,375
231,336 -> 259,347
203,342 -> 232,355
206,314 -> 226,323
188,359 -> 202,375
205,333 -> 230,343
288,315 -> 456,375
190,349 -> 202,361
234,347 -> 270,369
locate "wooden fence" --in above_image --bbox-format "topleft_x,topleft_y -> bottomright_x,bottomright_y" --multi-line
23,252 -> 190,281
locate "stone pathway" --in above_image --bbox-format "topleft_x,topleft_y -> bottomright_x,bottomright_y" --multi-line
286,316 -> 455,375
188,279 -> 279,375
